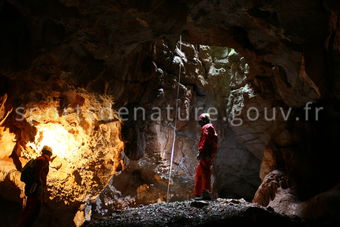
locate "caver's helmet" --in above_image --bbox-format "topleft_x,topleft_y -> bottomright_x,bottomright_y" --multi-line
198,113 -> 210,127
41,145 -> 53,157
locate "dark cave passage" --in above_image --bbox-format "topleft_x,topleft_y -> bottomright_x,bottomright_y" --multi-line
0,0 -> 339,227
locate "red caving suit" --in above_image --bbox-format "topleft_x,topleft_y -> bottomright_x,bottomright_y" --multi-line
19,154 -> 50,227
194,123 -> 218,197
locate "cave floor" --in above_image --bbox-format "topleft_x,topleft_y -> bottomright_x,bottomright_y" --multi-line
87,198 -> 307,227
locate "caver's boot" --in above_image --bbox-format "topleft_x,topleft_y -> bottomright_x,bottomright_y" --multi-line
202,190 -> 211,200
194,196 -> 203,200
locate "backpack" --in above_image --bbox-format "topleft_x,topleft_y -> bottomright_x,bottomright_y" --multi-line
20,159 -> 37,184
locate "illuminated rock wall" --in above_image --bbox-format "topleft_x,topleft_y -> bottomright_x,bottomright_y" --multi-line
21,91 -> 124,204
0,79 -> 124,226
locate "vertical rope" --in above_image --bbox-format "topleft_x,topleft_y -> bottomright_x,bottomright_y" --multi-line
166,35 -> 182,203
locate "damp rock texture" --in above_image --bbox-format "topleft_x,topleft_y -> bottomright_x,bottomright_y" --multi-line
0,85 -> 124,226
87,199 -> 306,227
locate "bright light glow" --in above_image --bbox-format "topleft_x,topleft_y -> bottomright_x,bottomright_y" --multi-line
28,123 -> 84,159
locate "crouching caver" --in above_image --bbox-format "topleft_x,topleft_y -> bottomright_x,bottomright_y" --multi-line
19,145 -> 53,227
194,113 -> 218,200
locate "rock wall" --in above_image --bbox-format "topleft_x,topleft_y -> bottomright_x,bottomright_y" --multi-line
93,40 -> 262,218
0,79 -> 124,226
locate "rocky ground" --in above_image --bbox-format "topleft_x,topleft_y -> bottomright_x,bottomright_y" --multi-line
86,199 -> 307,227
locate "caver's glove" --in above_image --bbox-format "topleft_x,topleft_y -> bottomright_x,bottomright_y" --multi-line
196,152 -> 201,160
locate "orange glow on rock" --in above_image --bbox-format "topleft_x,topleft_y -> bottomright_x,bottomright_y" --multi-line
15,91 -> 125,205
27,123 -> 84,160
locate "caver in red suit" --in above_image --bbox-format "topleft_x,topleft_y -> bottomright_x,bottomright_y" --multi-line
194,113 -> 218,199
19,146 -> 52,227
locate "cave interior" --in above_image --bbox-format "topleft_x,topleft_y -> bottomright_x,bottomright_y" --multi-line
0,0 -> 339,226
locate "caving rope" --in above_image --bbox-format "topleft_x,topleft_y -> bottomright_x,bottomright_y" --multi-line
166,35 -> 182,203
